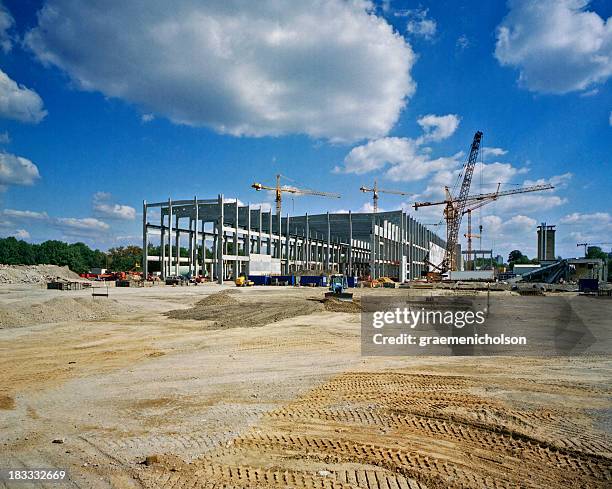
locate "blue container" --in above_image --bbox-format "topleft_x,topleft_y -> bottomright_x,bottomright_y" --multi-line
248,275 -> 270,286
299,275 -> 327,287
347,276 -> 358,288
578,278 -> 598,293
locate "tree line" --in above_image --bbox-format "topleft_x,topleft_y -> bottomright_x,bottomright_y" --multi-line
0,238 -> 216,274
0,237 -> 142,274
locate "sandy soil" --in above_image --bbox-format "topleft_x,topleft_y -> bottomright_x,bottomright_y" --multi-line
0,283 -> 610,488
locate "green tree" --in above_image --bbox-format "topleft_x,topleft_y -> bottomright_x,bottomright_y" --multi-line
586,246 -> 607,261
508,249 -> 531,267
107,246 -> 143,272
0,237 -> 109,274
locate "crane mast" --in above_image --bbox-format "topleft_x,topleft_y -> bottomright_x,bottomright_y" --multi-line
442,131 -> 483,272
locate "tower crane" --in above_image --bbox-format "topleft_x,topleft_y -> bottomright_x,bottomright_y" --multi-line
252,174 -> 340,215
577,242 -> 612,257
415,182 -> 555,271
359,180 -> 410,213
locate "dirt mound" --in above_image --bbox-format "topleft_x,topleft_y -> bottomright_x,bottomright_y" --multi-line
0,297 -> 132,328
0,264 -> 82,285
323,297 -> 361,313
194,290 -> 239,307
165,295 -> 323,329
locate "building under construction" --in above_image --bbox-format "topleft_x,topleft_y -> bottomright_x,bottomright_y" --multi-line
141,195 -> 445,283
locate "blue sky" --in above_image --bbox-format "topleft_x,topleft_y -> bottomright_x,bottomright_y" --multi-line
0,0 -> 610,260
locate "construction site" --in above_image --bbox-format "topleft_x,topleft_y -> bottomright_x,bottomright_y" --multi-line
1,131 -> 611,489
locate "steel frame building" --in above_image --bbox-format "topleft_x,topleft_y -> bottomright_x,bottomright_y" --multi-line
142,195 -> 445,283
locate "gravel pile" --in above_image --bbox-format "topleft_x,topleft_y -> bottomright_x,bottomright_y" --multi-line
0,297 -> 132,328
0,265 -> 83,284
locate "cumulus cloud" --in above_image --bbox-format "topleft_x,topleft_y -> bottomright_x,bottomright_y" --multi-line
339,136 -> 461,181
337,113 -> 461,180
0,69 -> 47,123
92,192 -> 136,220
13,229 -> 30,240
405,8 -> 437,40
416,114 -> 460,143
494,0 -> 612,93
0,152 -> 41,190
141,113 -> 154,123
0,2 -> 14,53
26,0 -> 416,142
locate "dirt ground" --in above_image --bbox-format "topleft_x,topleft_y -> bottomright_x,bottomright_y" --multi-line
0,283 -> 610,488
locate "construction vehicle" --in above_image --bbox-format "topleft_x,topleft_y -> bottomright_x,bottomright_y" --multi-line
359,180 -> 410,213
252,174 -> 340,216
235,275 -> 254,287
325,274 -> 353,301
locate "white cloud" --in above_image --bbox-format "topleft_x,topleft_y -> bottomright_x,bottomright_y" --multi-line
416,114 -> 460,143
0,152 -> 41,189
481,146 -> 508,158
54,217 -> 110,233
405,8 -> 437,40
560,211 -> 612,225
486,191 -> 566,213
2,206 -> 112,238
26,0 -> 416,142
494,0 -> 612,93
359,201 -> 384,213
506,214 -> 538,231
386,153 -> 462,182
338,113 -> 461,180
141,113 -> 154,123
339,136 -> 461,182
557,212 -> 612,253
342,137 -> 418,175
0,69 -> 47,123
0,2 -> 13,53
523,172 -> 573,189
92,192 -> 136,220
14,229 -> 30,240
3,209 -> 48,220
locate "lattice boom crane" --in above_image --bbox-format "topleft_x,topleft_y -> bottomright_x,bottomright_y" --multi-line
413,131 -> 482,272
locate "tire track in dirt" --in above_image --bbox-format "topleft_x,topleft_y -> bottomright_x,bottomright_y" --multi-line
136,371 -> 611,489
